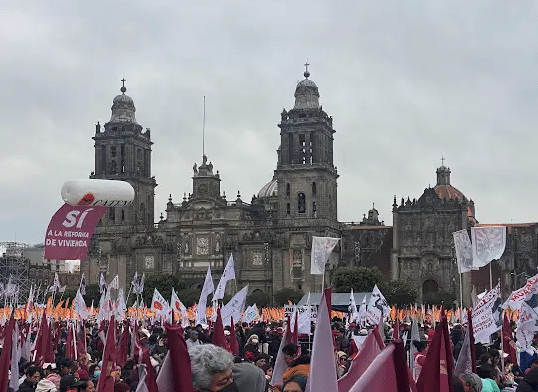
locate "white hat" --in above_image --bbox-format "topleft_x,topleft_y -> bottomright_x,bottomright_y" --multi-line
43,363 -> 57,370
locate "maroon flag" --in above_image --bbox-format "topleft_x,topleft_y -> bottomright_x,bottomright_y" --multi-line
292,309 -> 299,345
33,313 -> 48,362
97,316 -> 117,392
502,313 -> 517,366
77,323 -> 87,360
467,309 -> 477,373
348,341 -> 417,392
212,308 -> 227,350
416,311 -> 454,392
0,318 -> 15,392
338,327 -> 384,392
66,324 -> 75,359
44,203 -> 107,260
139,344 -> 158,392
306,288 -> 338,392
117,325 -> 130,367
164,323 -> 195,392
228,317 -> 239,355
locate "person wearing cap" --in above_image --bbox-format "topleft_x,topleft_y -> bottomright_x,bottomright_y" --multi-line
187,330 -> 203,349
244,335 -> 260,361
36,363 -> 61,392
59,375 -> 85,392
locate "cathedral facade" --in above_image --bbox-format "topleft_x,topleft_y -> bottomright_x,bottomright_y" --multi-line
82,71 -> 341,301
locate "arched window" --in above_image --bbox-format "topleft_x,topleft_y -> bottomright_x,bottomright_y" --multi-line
121,210 -> 125,221
286,183 -> 290,198
312,202 -> 317,217
109,208 -> 115,221
312,182 -> 316,196
298,193 -> 306,214
286,203 -> 290,215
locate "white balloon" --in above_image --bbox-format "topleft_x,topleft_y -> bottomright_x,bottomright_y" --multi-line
61,179 -> 135,207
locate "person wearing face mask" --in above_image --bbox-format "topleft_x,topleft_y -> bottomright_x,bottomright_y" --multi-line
189,344 -> 238,392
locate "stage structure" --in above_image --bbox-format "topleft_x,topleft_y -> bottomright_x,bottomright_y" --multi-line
0,242 -> 31,307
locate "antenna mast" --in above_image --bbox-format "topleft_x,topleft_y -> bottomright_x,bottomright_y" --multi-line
203,96 -> 206,156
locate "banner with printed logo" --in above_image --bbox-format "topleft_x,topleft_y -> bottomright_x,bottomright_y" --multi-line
505,272 -> 538,310
310,236 -> 340,275
472,282 -> 502,343
471,226 -> 506,269
219,286 -> 248,327
44,203 -> 107,260
242,304 -> 259,325
453,229 -> 473,273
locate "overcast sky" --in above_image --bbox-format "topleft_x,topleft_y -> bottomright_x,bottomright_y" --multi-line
2,0 -> 537,245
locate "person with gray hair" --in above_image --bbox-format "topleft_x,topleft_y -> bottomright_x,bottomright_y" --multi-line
460,373 -> 482,392
189,344 -> 236,391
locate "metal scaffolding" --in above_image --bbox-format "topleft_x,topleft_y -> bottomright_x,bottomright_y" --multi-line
0,242 -> 31,307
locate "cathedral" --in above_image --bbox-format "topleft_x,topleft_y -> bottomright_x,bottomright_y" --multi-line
82,70 -> 340,301
81,71 -> 538,307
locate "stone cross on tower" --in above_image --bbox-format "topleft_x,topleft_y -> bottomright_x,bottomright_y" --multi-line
304,61 -> 310,78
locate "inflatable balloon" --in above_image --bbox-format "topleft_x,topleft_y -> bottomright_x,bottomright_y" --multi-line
61,179 -> 135,207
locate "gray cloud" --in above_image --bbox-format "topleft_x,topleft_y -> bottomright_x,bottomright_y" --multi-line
1,0 -> 537,244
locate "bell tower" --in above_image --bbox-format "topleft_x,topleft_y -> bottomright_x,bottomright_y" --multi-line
275,66 -> 338,222
91,80 -> 157,226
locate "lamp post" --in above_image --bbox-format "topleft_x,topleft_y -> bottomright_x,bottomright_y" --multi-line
511,271 -> 528,291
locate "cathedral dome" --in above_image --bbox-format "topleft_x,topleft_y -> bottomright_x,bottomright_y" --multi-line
258,179 -> 278,198
109,85 -> 138,124
434,184 -> 466,202
433,164 -> 466,201
293,71 -> 320,110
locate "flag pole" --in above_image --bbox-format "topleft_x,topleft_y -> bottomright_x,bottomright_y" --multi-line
459,272 -> 463,308
489,263 -> 493,290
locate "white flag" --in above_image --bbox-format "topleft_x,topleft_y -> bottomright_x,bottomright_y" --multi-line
365,285 -> 390,326
109,275 -> 119,289
472,282 -> 502,343
505,272 -> 538,310
471,226 -> 506,269
171,288 -> 189,327
297,305 -> 313,335
196,267 -> 215,326
310,236 -> 340,275
151,288 -> 169,316
74,289 -> 89,319
348,289 -> 358,324
136,273 -> 145,294
516,300 -> 538,352
356,295 -> 368,327
220,286 -> 248,327
116,288 -> 127,321
214,254 -> 236,300
99,273 -> 107,293
79,273 -> 86,296
453,230 -> 473,273
242,304 -> 259,325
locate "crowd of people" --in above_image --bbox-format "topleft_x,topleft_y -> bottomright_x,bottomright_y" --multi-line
5,313 -> 538,392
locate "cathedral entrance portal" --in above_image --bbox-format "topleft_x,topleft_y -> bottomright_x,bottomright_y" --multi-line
423,279 -> 439,296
